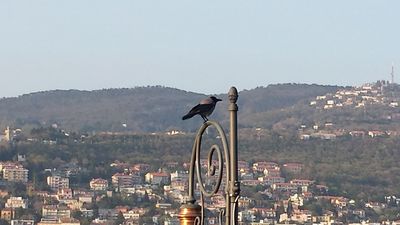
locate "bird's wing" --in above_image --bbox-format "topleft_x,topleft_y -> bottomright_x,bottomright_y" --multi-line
188,103 -> 212,115
182,104 -> 202,120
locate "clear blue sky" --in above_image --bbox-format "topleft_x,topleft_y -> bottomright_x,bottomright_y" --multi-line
1,1 -> 400,97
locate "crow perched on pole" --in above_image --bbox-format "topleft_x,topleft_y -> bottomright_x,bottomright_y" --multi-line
182,96 -> 222,122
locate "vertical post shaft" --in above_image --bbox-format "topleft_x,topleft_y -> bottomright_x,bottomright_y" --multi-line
228,87 -> 240,225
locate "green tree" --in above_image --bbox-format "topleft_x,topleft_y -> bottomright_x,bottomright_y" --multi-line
114,212 -> 125,225
71,210 -> 82,220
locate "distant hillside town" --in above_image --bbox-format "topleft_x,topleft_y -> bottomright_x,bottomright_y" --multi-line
296,81 -> 400,140
310,81 -> 400,110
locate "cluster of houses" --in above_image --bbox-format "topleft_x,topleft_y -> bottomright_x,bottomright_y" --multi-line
310,81 -> 399,110
2,157 -> 399,225
299,128 -> 399,140
295,82 -> 400,141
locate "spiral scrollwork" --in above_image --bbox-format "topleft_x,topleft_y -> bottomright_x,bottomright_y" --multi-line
192,121 -> 230,197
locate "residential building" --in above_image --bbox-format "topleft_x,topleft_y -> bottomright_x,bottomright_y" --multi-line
3,166 -> 28,183
242,179 -> 263,186
145,172 -> 170,185
5,197 -> 28,209
37,218 -> 59,225
11,220 -> 35,225
263,168 -> 281,177
90,178 -> 109,191
47,176 -> 69,190
98,209 -> 119,220
349,130 -> 366,137
365,202 -> 386,211
249,208 -> 276,218
238,210 -> 256,222
111,173 -> 142,189
282,163 -> 303,173
272,183 -> 298,193
258,176 -> 285,186
57,188 -> 73,200
0,162 -> 22,171
123,210 -> 140,220
290,179 -> 314,187
3,126 -> 11,142
170,171 -> 188,181
37,218 -> 80,225
1,208 -> 14,221
239,197 -> 254,208
59,199 -> 82,211
17,155 -> 26,162
312,214 -> 333,223
368,130 -> 386,137
253,162 -> 279,173
78,195 -> 93,204
80,208 -> 94,218
170,180 -> 187,192
290,210 -> 312,223
42,205 -> 71,219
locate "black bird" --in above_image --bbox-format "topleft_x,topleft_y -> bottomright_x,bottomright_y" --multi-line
182,96 -> 222,122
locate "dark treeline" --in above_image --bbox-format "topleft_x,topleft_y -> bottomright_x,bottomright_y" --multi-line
4,131 -> 400,202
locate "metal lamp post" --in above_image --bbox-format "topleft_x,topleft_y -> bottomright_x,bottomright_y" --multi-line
178,87 -> 240,225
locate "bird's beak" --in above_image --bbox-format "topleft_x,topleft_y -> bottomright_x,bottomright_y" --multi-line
217,98 -> 222,102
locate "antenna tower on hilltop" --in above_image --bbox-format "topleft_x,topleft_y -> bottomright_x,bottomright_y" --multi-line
391,63 -> 395,84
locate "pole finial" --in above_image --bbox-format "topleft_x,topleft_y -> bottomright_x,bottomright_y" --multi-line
228,87 -> 238,104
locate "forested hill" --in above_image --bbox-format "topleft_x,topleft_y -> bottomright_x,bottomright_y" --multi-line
0,84 -> 341,132
238,84 -> 341,114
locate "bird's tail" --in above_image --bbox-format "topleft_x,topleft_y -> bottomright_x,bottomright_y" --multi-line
182,113 -> 195,120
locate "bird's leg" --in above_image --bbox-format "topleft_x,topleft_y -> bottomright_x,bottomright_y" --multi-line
201,115 -> 208,123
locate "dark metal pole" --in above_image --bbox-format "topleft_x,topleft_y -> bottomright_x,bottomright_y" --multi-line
228,87 -> 240,225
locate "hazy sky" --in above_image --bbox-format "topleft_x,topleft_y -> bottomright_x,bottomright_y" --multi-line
1,1 -> 400,97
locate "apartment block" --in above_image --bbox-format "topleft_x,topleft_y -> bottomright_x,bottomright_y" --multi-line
3,166 -> 28,183
47,176 -> 69,191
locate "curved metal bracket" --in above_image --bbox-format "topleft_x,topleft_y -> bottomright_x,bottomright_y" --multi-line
190,121 -> 230,198
187,121 -> 230,225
